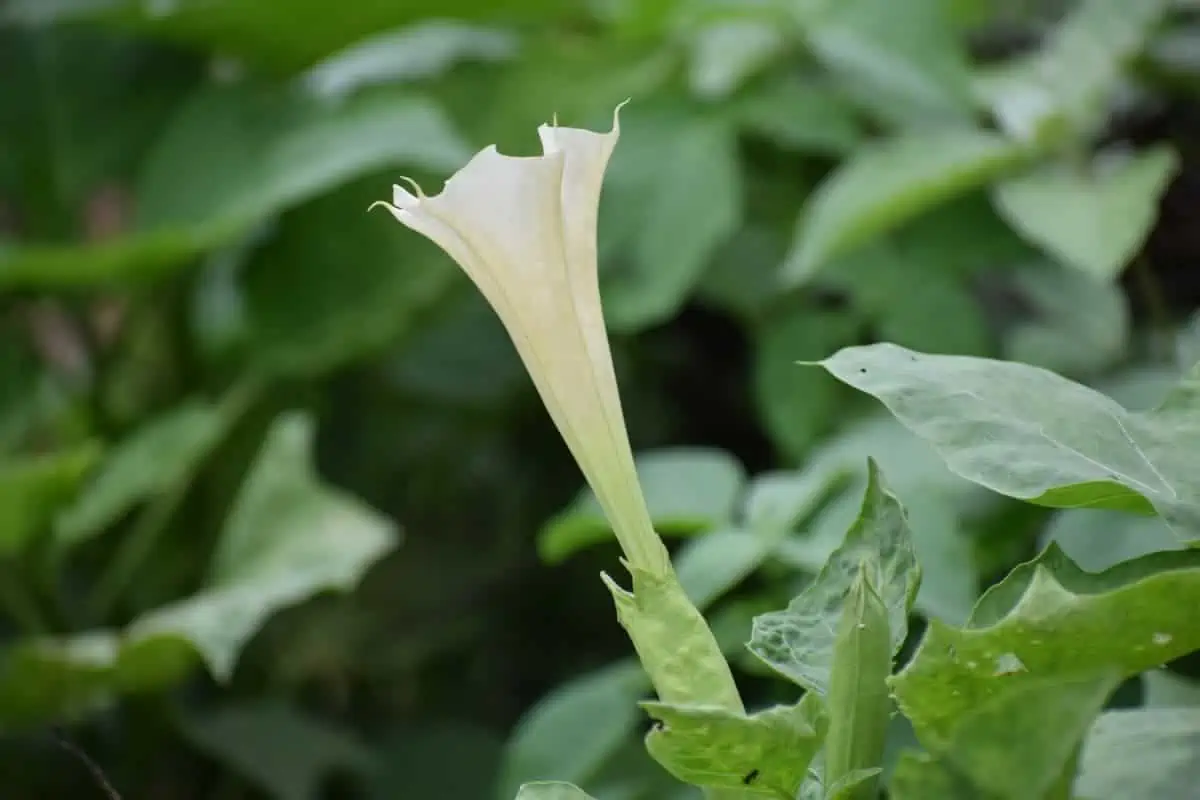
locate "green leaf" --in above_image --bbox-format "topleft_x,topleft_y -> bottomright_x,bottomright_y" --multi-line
1143,669 -> 1200,708
753,307 -> 864,459
793,0 -> 975,125
686,18 -> 788,99
783,129 -> 1030,282
539,448 -> 747,564
55,402 -> 225,547
817,343 -> 1200,537
641,692 -> 828,796
498,661 -> 647,798
1076,708 -> 1200,800
244,177 -> 456,376
890,673 -> 1119,799
10,0 -> 563,70
976,0 -> 1171,143
1001,263 -> 1130,376
604,567 -> 743,711
890,544 -> 1200,747
729,74 -> 862,156
992,147 -> 1179,280
941,672 -> 1118,798
603,109 -> 742,331
0,412 -> 397,726
2,84 -> 469,288
748,460 -> 921,694
823,568 -> 892,800
0,445 -> 100,556
302,20 -> 517,98
183,702 -> 372,800
515,783 -> 597,800
674,529 -> 772,611
1043,508 -> 1180,573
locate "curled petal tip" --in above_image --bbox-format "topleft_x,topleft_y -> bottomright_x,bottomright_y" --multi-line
367,200 -> 392,214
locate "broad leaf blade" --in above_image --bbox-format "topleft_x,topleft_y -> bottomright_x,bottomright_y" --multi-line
783,129 -> 1029,282
992,146 -> 1178,280
0,445 -> 100,556
1076,708 -> 1200,799
641,693 -> 827,796
748,460 -> 920,694
890,545 -> 1200,747
818,343 -> 1200,537
0,412 -> 397,726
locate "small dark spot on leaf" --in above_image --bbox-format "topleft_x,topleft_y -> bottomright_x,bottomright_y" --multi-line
743,769 -> 760,785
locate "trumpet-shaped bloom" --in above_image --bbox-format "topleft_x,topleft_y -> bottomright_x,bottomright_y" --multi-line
371,106 -> 670,576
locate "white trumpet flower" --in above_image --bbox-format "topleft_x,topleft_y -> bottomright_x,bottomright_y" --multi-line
370,105 -> 671,576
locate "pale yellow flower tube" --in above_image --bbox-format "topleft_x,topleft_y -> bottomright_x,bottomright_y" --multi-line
371,106 -> 744,718
370,105 -> 671,575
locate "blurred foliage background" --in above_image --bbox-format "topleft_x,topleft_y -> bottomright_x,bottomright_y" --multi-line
3,0 -> 1200,797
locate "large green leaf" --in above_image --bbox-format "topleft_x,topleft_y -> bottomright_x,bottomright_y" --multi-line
55,402 -> 226,547
793,0 -> 975,126
2,83 -> 469,288
538,448 -> 747,564
888,672 -> 1120,800
641,693 -> 827,796
244,177 -> 456,376
603,107 -> 742,331
5,0 -> 562,69
0,445 -> 101,556
748,461 -> 921,694
817,343 -> 1200,537
976,0 -> 1171,143
0,412 -> 397,726
992,146 -> 1178,280
729,73 -> 862,156
686,18 -> 787,100
302,20 -> 517,98
890,544 -> 1200,747
782,129 -> 1030,282
1076,708 -> 1200,800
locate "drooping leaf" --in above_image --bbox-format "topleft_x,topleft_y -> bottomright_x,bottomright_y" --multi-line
55,402 -> 226,547
0,445 -> 101,556
748,460 -> 921,694
1076,707 -> 1200,800
673,529 -> 772,611
890,544 -> 1200,747
497,661 -> 648,798
302,20 -> 517,98
793,0 -> 975,126
0,412 -> 397,726
183,702 -> 372,800
817,343 -> 1200,537
641,692 -> 828,796
539,448 -> 747,564
992,146 -> 1179,280
783,129 -> 1029,282
514,783 -> 598,800
976,0 -> 1171,143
